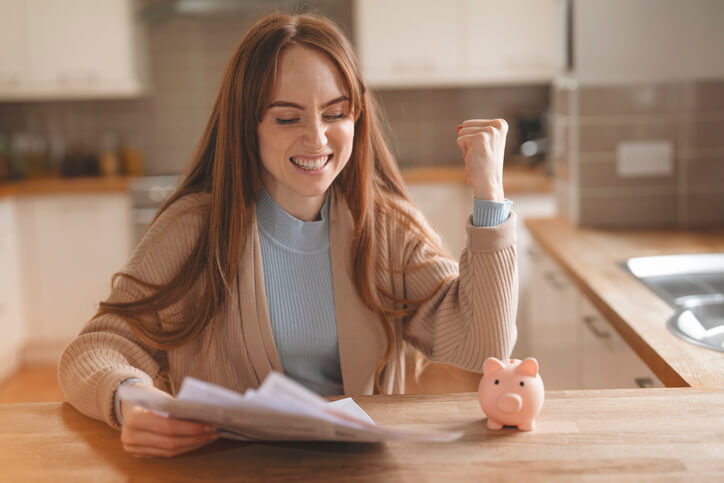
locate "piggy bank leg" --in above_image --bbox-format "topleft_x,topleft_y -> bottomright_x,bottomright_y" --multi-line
486,418 -> 503,430
517,421 -> 536,431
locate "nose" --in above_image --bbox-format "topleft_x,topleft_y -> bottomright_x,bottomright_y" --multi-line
302,118 -> 327,150
497,393 -> 523,414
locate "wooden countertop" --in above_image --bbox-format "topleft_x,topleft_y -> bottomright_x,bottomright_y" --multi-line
525,216 -> 724,388
2,388 -> 723,481
401,163 -> 552,193
0,176 -> 130,197
0,164 -> 550,198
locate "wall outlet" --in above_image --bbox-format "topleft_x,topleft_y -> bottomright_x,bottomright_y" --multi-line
616,140 -> 674,178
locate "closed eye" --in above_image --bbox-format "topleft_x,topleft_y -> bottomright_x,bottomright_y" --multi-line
275,118 -> 300,125
324,113 -> 346,121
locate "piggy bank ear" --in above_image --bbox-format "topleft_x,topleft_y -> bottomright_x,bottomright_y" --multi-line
483,357 -> 505,376
515,357 -> 539,377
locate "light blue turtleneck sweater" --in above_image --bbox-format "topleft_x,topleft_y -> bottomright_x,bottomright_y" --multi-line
255,189 -> 512,395
114,190 -> 512,421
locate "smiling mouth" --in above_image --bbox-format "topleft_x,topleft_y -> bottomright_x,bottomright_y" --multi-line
289,154 -> 332,170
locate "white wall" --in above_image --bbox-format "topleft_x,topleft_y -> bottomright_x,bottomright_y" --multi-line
574,0 -> 724,84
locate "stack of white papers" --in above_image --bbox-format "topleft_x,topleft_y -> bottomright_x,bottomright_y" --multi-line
118,371 -> 463,443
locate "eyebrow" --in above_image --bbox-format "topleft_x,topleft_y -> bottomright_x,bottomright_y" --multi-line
268,95 -> 349,110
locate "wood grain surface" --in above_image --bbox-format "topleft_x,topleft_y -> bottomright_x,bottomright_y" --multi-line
1,388 -> 722,482
0,176 -> 130,197
0,164 -> 551,198
525,216 -> 724,388
401,164 -> 552,193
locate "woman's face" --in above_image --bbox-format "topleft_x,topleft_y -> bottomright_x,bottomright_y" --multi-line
257,45 -> 354,221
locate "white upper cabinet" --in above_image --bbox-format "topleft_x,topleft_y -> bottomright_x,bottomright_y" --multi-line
355,0 -> 563,88
0,0 -> 24,89
354,0 -> 460,87
573,0 -> 724,85
463,0 -> 560,83
0,0 -> 148,100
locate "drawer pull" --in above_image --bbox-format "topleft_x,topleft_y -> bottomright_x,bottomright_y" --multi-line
543,271 -> 568,291
583,315 -> 611,339
635,377 -> 654,388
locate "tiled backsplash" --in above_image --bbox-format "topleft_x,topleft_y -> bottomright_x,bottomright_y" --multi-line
552,80 -> 724,228
0,2 -> 351,176
0,1 -> 548,176
375,85 -> 549,167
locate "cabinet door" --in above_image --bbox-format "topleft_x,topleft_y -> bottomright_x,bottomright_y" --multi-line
463,0 -> 560,82
0,198 -> 24,381
6,0 -> 145,99
405,183 -> 473,257
25,0 -> 131,88
0,0 -> 25,89
578,295 -> 663,389
20,194 -> 131,358
526,243 -> 580,389
355,0 -> 461,87
509,193 -> 557,358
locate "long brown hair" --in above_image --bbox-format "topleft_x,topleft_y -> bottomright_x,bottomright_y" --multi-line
99,13 -> 449,390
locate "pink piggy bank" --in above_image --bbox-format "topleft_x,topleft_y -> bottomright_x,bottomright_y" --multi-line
478,357 -> 544,431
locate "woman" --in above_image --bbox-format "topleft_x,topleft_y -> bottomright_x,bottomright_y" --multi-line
58,13 -> 517,457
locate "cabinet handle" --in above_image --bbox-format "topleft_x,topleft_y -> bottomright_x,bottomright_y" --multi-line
635,377 -> 654,388
582,315 -> 611,339
543,271 -> 568,291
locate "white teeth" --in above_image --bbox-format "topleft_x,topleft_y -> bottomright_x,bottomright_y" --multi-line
290,155 -> 330,170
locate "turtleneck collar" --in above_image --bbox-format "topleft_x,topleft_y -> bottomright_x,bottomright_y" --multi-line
256,188 -> 330,253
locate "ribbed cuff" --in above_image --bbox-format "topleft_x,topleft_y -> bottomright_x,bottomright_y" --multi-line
472,198 -> 513,227
97,368 -> 153,430
466,210 -> 517,253
114,377 -> 148,426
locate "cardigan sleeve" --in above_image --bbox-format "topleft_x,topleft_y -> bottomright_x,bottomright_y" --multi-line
400,209 -> 518,372
57,193 -> 209,430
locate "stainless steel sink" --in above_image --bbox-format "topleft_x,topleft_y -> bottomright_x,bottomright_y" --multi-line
669,298 -> 724,353
624,254 -> 724,353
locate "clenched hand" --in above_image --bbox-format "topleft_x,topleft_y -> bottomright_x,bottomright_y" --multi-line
456,119 -> 508,202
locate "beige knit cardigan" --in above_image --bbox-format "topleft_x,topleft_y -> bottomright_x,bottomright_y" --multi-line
58,190 -> 518,430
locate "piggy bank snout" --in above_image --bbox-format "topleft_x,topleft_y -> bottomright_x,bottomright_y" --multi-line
497,393 -> 523,413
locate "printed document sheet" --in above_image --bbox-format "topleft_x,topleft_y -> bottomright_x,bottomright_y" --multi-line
118,371 -> 463,443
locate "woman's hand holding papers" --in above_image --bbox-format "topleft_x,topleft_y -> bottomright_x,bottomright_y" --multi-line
120,383 -> 219,458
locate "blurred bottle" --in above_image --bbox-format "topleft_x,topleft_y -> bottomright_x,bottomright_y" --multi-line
10,132 -> 31,180
98,132 -> 120,177
27,133 -> 48,178
0,134 -> 11,182
61,142 -> 83,177
121,133 -> 144,176
46,133 -> 66,178
61,141 -> 99,177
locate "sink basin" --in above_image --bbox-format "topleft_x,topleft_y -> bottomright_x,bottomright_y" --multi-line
625,254 -> 724,306
669,298 -> 724,353
625,253 -> 724,352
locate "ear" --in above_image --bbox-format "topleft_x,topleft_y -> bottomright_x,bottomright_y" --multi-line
515,358 -> 539,377
483,357 -> 505,376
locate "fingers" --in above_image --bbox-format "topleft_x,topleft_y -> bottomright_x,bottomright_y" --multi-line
456,130 -> 496,151
121,406 -> 219,458
124,407 -> 213,436
122,428 -> 219,458
456,119 -> 508,151
124,436 -> 218,458
458,118 -> 508,133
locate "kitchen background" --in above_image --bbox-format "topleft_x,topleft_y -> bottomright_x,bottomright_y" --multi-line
1,0 -> 723,399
